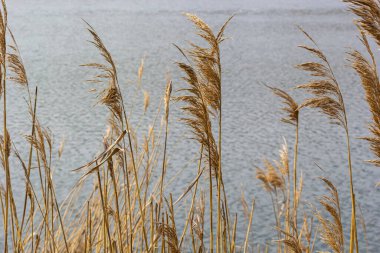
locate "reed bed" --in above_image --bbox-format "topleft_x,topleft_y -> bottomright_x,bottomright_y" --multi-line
0,0 -> 379,252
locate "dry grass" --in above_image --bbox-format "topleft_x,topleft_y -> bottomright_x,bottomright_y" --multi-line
0,1 -> 378,252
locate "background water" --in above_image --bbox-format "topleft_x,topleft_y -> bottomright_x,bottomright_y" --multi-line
4,0 -> 380,251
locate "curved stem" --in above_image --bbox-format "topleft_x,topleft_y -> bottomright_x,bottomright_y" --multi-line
216,97 -> 222,253
3,52 -> 9,253
158,100 -> 170,216
346,127 -> 358,253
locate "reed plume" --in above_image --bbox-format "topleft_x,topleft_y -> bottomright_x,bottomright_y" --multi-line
176,21 -> 220,177
344,0 -> 380,171
315,178 -> 344,253
82,21 -> 122,122
348,31 -> 380,166
277,229 -> 303,253
295,31 -> 346,127
143,90 -> 150,113
7,44 -> 27,87
343,0 -> 380,47
256,150 -> 287,252
267,86 -> 299,126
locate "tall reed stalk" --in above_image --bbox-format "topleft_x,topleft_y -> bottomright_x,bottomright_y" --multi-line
295,28 -> 358,252
158,80 -> 172,216
0,2 -> 9,251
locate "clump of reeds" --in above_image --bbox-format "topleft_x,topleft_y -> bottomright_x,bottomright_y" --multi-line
255,137 -> 313,253
175,13 -> 233,253
1,1 -> 380,252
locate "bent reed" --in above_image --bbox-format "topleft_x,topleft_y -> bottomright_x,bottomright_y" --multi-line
0,0 -> 379,252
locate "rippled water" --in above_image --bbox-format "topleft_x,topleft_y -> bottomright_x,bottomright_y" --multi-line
4,0 -> 380,251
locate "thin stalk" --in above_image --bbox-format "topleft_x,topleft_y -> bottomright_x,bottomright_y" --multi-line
220,179 -> 231,249
96,169 -> 112,250
19,87 -> 38,248
230,214 -> 237,253
121,159 -> 132,251
3,35 -> 9,253
120,114 -> 133,251
207,136 -> 214,253
216,40 -> 223,253
150,201 -> 154,253
158,99 -> 169,218
46,166 -> 69,252
21,159 -> 58,251
31,204 -> 34,253
243,200 -> 255,253
105,134 -> 123,252
123,106 -> 149,250
285,171 -> 291,252
161,213 -> 165,253
85,201 -> 91,253
40,140 -> 69,253
50,189 -> 53,252
345,127 -> 358,253
293,120 -> 299,236
216,98 -> 222,253
189,211 -> 196,253
270,190 -> 281,253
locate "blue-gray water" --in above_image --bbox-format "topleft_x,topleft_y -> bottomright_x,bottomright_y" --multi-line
3,0 -> 380,251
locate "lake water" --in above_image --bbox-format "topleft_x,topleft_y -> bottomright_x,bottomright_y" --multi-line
4,0 -> 380,251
